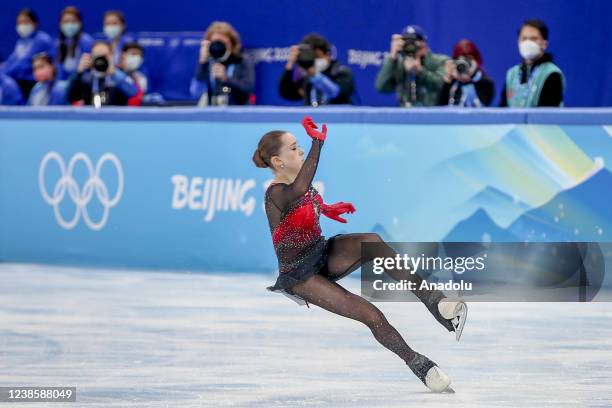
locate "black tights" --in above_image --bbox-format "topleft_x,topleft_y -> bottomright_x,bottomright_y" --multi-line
291,233 -> 426,364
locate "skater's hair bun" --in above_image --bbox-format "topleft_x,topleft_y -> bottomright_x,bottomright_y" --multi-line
253,130 -> 286,169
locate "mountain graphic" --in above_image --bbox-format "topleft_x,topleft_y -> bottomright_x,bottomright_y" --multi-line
443,168 -> 612,242
443,208 -> 519,242
430,126 -> 596,208
508,168 -> 612,241
459,185 -> 531,228
561,125 -> 612,172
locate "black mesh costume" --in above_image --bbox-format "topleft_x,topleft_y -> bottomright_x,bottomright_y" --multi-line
262,135 -> 454,367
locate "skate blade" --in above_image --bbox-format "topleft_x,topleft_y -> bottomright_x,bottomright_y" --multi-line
443,386 -> 456,393
452,302 -> 467,342
439,299 -> 468,342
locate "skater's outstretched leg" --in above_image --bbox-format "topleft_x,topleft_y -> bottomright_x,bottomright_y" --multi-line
291,274 -> 416,363
291,274 -> 452,392
323,233 -> 467,340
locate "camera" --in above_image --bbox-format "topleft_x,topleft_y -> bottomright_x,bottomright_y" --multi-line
296,43 -> 316,69
453,56 -> 475,76
400,32 -> 422,58
209,40 -> 230,62
92,55 -> 109,73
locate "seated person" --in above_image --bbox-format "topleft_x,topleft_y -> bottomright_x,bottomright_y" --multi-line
27,52 -> 68,106
279,33 -> 354,106
118,42 -> 148,106
1,8 -> 55,100
102,9 -> 134,65
66,41 -> 138,106
56,6 -> 94,80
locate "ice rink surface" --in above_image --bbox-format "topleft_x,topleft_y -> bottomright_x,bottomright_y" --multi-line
1,263 -> 611,408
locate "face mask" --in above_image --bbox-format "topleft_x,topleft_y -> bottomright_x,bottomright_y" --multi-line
314,58 -> 329,73
519,40 -> 541,61
61,22 -> 81,38
16,23 -> 35,38
124,54 -> 143,71
34,66 -> 53,83
104,24 -> 122,40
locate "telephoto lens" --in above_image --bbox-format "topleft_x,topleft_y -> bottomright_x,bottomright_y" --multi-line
297,43 -> 315,69
454,57 -> 472,75
209,41 -> 230,62
401,33 -> 420,57
92,55 -> 109,73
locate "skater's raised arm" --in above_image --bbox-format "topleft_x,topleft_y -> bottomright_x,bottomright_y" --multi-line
283,116 -> 327,200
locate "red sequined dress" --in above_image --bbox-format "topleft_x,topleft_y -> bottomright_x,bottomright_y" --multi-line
263,139 -> 340,306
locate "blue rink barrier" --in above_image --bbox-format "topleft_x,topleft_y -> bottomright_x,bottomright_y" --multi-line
0,107 -> 611,277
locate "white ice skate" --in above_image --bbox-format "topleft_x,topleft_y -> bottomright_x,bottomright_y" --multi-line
437,297 -> 468,342
407,352 -> 454,393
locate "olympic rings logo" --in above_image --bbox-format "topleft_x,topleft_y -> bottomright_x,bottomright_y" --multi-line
39,152 -> 124,230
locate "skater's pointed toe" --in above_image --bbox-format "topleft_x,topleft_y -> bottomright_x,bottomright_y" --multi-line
407,352 -> 453,393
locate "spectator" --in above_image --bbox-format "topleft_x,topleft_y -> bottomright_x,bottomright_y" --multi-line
0,72 -> 24,105
27,53 -> 68,106
67,41 -> 138,107
56,6 -> 94,81
437,39 -> 494,107
375,25 -> 448,107
119,42 -> 148,106
103,10 -> 133,65
500,19 -> 565,107
0,8 -> 55,100
279,33 -> 354,106
190,21 -> 254,106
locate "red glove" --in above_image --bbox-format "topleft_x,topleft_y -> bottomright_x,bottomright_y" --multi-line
321,201 -> 356,223
302,116 -> 327,141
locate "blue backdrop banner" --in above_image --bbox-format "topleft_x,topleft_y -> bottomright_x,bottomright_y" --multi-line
0,107 -> 611,275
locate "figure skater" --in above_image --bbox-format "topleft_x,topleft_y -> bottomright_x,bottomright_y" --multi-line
252,116 -> 467,392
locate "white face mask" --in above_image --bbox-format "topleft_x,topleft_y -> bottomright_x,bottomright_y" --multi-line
16,23 -> 35,38
314,58 -> 329,73
519,40 -> 541,61
104,24 -> 122,40
124,54 -> 143,71
61,22 -> 81,38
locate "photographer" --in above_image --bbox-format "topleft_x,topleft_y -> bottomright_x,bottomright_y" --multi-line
437,39 -> 494,107
279,33 -> 354,106
375,25 -> 448,107
500,19 -> 564,107
66,41 -> 138,107
190,21 -> 254,106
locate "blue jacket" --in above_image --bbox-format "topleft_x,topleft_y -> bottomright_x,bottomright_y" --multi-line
0,74 -> 24,105
56,32 -> 95,80
67,69 -> 138,106
1,30 -> 56,81
27,80 -> 68,105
